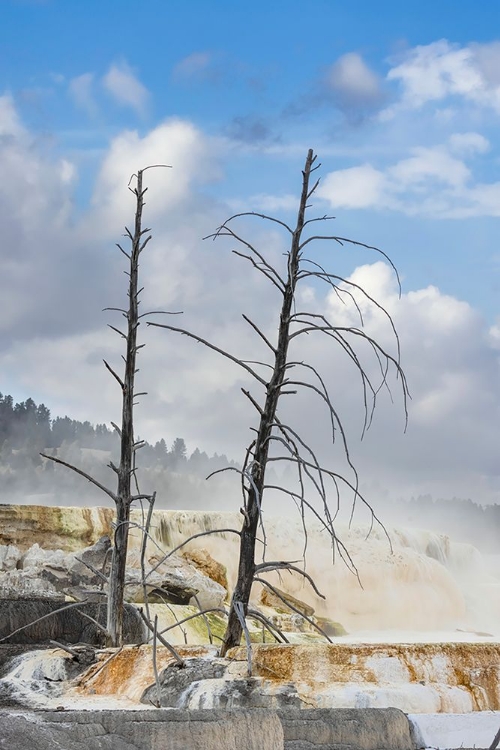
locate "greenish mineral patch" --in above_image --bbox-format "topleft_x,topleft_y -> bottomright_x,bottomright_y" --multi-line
315,617 -> 348,637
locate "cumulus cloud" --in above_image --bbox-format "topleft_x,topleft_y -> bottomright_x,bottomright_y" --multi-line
283,51 -> 385,122
318,163 -> 390,210
315,262 -> 500,502
318,134 -> 500,217
89,117 -> 221,238
2,98 -> 500,509
384,40 -> 500,117
102,60 -> 149,115
0,98 -> 122,351
448,132 -> 490,155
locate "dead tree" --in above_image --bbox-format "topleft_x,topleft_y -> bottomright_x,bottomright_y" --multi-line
150,149 -> 409,655
43,166 -> 172,647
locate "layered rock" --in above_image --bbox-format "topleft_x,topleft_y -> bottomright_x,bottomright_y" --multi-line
0,504 -> 113,551
3,504 -> 496,633
78,641 -> 500,713
0,599 -> 145,645
0,708 -> 286,750
0,537 -> 226,612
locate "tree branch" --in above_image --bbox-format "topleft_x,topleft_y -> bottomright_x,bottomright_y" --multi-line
147,323 -> 267,386
40,454 -> 117,502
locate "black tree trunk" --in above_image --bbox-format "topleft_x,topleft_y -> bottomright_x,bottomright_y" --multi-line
220,150 -> 314,655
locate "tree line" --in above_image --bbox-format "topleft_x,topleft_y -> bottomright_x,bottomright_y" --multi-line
0,391 -> 237,507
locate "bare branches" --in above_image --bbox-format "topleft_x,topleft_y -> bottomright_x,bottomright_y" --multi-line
298,233 -> 402,296
247,608 -> 289,643
138,310 -> 183,319
242,314 -> 276,353
137,607 -> 184,665
254,561 -> 326,600
44,165 -> 169,647
254,577 -> 333,642
140,493 -> 156,627
152,615 -> 162,707
205,210 -> 293,236
145,527 -> 241,581
74,556 -> 108,583
205,219 -> 287,292
103,359 -> 125,390
147,322 -> 267,386
41,453 -> 117,502
488,726 -> 500,750
153,149 -> 407,656
158,608 -> 227,636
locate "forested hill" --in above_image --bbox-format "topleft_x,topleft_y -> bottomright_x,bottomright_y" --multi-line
0,392 -> 238,508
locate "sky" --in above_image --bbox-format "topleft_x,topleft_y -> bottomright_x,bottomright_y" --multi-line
1,0 -> 500,508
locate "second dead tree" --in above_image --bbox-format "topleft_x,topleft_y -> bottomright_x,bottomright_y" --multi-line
151,149 -> 409,655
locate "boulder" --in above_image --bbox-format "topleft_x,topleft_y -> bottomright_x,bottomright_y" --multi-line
141,657 -> 227,707
1,540 -> 226,611
20,544 -> 67,571
138,553 -> 227,610
1,539 -> 110,601
182,548 -> 228,591
73,535 -> 111,573
141,657 -> 304,710
0,571 -> 62,600
0,544 -> 21,571
125,572 -> 199,605
260,586 -> 315,618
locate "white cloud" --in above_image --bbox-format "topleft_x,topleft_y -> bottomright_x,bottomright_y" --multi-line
102,60 -> 149,115
68,72 -> 97,116
1,97 -> 500,508
384,40 -> 500,117
489,318 -> 500,350
318,137 -> 500,218
0,93 -> 26,138
318,164 -> 390,209
388,146 -> 470,188
470,41 -> 500,86
90,118 -> 220,236
326,52 -> 384,111
448,132 -> 490,156
317,262 -> 500,501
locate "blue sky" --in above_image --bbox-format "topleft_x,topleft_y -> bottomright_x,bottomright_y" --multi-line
2,0 -> 500,315
1,0 -> 500,505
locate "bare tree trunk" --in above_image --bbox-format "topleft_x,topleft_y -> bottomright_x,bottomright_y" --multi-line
106,170 -> 145,647
220,150 -> 314,655
42,166 -> 171,648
